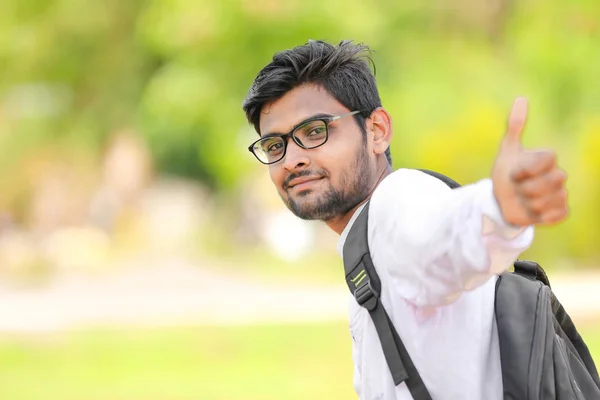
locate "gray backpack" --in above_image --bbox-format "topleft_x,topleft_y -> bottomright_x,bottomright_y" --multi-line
343,170 -> 600,400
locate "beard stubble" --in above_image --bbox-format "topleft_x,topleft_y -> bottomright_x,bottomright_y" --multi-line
283,144 -> 372,222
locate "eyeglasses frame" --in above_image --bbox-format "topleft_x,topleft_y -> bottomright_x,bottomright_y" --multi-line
247,110 -> 366,165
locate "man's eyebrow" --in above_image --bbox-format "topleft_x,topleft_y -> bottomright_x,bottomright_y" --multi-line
261,113 -> 333,138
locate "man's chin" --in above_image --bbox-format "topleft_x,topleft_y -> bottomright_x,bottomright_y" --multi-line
293,188 -> 316,198
286,197 -> 338,221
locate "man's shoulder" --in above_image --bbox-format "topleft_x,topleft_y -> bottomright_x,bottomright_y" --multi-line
371,168 -> 453,207
337,169 -> 454,255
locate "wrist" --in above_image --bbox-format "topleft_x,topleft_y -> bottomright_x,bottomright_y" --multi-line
485,180 -> 527,238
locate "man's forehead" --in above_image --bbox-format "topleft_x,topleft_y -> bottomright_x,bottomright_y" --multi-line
259,84 -> 346,136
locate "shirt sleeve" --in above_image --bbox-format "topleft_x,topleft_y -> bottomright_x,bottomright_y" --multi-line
351,337 -> 363,398
368,169 -> 534,308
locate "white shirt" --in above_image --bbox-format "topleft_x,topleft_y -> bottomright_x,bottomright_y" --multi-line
336,169 -> 534,400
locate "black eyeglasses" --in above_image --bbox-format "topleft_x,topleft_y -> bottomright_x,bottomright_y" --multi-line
248,110 -> 364,165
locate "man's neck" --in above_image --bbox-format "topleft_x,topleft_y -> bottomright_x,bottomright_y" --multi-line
325,163 -> 393,235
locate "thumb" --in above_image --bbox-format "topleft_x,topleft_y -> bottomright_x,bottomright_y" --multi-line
503,96 -> 529,149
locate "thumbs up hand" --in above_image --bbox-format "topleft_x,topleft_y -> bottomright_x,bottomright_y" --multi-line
491,97 -> 569,227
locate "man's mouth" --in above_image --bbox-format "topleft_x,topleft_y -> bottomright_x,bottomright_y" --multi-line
286,176 -> 324,191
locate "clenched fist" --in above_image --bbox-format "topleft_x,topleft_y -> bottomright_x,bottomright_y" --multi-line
492,97 -> 569,227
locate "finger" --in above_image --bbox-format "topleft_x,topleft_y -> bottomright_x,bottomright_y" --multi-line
523,189 -> 568,217
516,168 -> 567,198
539,206 -> 569,225
505,97 -> 529,146
511,150 -> 557,182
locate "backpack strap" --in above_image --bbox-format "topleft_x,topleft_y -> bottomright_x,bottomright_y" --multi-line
417,169 -> 462,189
343,203 -> 433,400
513,259 -> 551,287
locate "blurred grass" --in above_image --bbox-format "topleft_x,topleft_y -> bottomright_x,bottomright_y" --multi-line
0,323 -> 354,400
0,322 -> 598,400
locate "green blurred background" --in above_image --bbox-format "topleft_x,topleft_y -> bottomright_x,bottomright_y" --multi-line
0,1 -> 598,399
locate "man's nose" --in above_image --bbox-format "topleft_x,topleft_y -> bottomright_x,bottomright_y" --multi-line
282,139 -> 310,172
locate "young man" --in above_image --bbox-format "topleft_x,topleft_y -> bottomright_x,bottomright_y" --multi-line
242,40 -> 568,399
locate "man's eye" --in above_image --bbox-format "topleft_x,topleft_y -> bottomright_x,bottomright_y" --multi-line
307,126 -> 326,136
267,142 -> 283,153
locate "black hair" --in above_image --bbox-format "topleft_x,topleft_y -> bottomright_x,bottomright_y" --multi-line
242,40 -> 392,165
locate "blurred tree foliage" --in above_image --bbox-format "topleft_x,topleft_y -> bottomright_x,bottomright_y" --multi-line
0,0 -> 598,264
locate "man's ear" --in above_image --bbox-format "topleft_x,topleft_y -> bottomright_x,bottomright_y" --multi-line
367,107 -> 392,156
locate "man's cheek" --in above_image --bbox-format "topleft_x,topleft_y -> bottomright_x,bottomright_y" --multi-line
268,169 -> 282,187
281,189 -> 289,201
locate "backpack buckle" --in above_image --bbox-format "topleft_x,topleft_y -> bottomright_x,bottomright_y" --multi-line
346,257 -> 380,311
354,280 -> 378,310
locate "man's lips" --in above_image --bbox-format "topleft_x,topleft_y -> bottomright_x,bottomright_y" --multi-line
287,176 -> 324,191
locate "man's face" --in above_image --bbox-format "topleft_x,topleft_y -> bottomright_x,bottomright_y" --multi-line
259,84 -> 374,221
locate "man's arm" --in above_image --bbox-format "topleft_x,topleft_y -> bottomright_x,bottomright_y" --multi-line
368,169 -> 532,307
368,97 -> 568,308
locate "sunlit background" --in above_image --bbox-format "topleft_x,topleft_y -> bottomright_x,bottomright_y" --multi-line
0,1 -> 599,399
